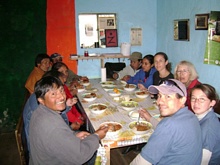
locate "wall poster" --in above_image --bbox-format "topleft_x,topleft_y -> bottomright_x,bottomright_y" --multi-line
204,11 -> 220,66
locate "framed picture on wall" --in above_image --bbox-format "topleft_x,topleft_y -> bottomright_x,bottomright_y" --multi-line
195,14 -> 209,30
105,29 -> 118,47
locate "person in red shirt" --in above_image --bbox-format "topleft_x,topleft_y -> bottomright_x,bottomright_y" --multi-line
51,62 -> 84,130
174,60 -> 201,111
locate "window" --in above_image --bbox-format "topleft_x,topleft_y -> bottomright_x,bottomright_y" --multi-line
79,13 -> 117,48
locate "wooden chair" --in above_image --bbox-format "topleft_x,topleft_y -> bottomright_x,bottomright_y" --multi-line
15,90 -> 30,165
15,114 -> 29,165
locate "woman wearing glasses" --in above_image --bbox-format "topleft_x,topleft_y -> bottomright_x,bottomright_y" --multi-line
190,84 -> 220,164
174,60 -> 201,110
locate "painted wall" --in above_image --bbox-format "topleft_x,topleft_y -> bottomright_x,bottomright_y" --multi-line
0,0 -> 46,132
157,0 -> 220,94
75,0 -> 157,78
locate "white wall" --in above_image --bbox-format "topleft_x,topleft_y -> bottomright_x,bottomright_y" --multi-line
157,0 -> 220,93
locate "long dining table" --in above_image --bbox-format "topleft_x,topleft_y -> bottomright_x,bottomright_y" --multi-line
76,78 -> 160,164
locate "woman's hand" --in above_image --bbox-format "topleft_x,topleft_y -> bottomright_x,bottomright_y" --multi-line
138,83 -> 147,91
71,122 -> 81,130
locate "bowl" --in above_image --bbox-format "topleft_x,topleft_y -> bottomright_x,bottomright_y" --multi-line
120,101 -> 138,111
108,88 -> 122,97
124,84 -> 137,92
135,91 -> 149,99
89,103 -> 107,114
128,110 -> 141,120
129,121 -> 152,135
100,122 -> 122,136
103,85 -> 117,91
120,80 -> 127,86
100,81 -> 115,87
82,93 -> 97,102
76,85 -> 85,93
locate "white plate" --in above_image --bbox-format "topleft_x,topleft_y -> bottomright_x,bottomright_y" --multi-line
100,122 -> 122,136
135,91 -> 149,99
124,84 -> 137,92
108,89 -> 122,97
129,121 -> 152,135
82,93 -> 97,102
89,103 -> 107,114
120,101 -> 138,111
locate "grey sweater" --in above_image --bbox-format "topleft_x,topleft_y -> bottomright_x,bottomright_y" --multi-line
29,104 -> 99,165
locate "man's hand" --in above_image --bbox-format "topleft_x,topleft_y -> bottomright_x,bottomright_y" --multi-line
94,125 -> 109,139
76,131 -> 90,139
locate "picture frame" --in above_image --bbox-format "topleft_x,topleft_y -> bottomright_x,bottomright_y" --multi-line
174,19 -> 190,41
105,29 -> 118,47
195,14 -> 209,30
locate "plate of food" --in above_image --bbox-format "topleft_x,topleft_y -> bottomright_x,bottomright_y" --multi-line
81,80 -> 90,86
120,101 -> 138,111
129,121 -> 152,135
103,85 -> 117,91
100,122 -> 122,136
76,84 -> 85,93
100,81 -> 115,87
89,103 -> 108,114
135,91 -> 149,99
124,84 -> 137,92
108,88 -> 122,97
82,92 -> 97,102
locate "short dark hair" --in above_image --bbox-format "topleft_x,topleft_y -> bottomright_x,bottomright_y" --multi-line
143,54 -> 154,65
35,53 -> 50,67
43,70 -> 65,80
52,62 -> 69,71
34,76 -> 63,99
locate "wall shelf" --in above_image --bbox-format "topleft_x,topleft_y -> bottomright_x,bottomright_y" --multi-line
70,53 -> 129,67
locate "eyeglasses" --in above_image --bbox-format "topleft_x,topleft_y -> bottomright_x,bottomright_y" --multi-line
191,97 -> 207,103
159,80 -> 185,96
176,70 -> 188,74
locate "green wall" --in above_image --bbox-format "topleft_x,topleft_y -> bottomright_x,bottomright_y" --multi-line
0,0 -> 46,132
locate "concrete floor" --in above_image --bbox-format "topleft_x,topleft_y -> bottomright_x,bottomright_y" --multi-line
0,132 -> 140,165
0,132 -> 20,165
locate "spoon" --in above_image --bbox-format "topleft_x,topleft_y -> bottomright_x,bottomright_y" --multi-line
136,113 -> 140,125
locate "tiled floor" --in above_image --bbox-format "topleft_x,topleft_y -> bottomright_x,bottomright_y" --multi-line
0,132 -> 140,165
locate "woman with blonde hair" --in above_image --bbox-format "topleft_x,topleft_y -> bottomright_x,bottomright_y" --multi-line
174,60 -> 201,110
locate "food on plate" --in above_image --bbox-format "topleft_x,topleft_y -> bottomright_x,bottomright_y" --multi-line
84,93 -> 96,98
125,84 -> 136,88
100,122 -> 122,132
113,88 -> 120,94
129,121 -> 152,131
101,81 -> 114,85
121,101 -> 138,108
76,84 -> 84,89
136,91 -> 147,95
82,79 -> 89,83
89,104 -> 107,111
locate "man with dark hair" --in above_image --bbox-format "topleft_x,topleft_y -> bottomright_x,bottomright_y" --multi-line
131,79 -> 202,165
50,53 -> 88,86
29,76 -> 108,164
25,53 -> 50,94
